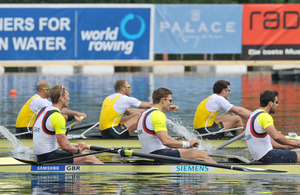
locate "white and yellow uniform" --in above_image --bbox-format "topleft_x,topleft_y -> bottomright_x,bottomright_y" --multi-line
32,106 -> 66,155
16,94 -> 52,128
137,108 -> 167,153
193,94 -> 233,129
99,93 -> 141,131
245,109 -> 273,161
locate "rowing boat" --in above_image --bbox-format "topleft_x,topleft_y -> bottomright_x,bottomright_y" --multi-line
0,136 -> 248,150
3,126 -> 296,151
2,134 -> 298,151
0,157 -> 298,175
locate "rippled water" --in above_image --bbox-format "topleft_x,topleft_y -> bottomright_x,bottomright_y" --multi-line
2,72 -> 299,134
0,173 -> 300,194
1,72 -> 300,194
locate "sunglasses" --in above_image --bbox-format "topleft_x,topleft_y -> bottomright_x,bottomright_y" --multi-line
225,88 -> 231,92
124,85 -> 131,88
42,88 -> 51,90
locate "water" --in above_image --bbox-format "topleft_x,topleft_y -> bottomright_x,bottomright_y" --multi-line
0,173 -> 299,194
2,72 -> 300,134
1,72 -> 300,194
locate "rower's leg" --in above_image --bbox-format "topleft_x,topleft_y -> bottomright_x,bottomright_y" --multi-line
73,153 -> 104,164
296,152 -> 300,163
216,113 -> 244,135
120,113 -> 142,135
179,149 -> 216,163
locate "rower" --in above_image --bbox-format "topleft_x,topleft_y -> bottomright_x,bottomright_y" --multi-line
193,80 -> 251,139
99,79 -> 152,139
15,80 -> 86,138
137,87 -> 216,164
32,84 -> 102,164
245,90 -> 300,163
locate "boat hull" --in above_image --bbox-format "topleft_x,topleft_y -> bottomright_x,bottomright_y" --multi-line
0,157 -> 298,175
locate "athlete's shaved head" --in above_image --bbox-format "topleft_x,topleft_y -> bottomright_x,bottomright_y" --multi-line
114,80 -> 127,92
36,80 -> 50,92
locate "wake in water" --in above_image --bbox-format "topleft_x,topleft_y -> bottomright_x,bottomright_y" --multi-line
0,126 -> 34,158
166,117 -> 212,151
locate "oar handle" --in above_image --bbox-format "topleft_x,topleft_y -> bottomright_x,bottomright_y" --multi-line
72,143 -> 92,151
67,116 -> 85,130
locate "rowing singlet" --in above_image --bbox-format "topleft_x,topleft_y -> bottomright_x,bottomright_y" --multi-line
245,109 -> 273,161
33,106 -> 66,155
16,94 -> 51,128
137,108 -> 167,153
193,94 -> 233,129
99,93 -> 141,131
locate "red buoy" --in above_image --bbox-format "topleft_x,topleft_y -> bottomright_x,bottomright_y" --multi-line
9,89 -> 17,96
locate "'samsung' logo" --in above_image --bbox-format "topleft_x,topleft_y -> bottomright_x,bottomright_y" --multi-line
81,13 -> 145,55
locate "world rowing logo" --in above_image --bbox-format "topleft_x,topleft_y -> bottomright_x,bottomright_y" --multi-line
120,13 -> 145,40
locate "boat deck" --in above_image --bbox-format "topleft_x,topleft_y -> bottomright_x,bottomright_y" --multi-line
0,135 -> 249,151
0,157 -> 299,175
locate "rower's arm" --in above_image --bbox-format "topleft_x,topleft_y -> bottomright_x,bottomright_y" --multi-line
156,131 -> 187,148
124,108 -> 144,116
56,134 -> 83,154
139,102 -> 153,109
61,108 -> 87,119
266,125 -> 300,147
270,138 -> 296,149
229,106 -> 252,119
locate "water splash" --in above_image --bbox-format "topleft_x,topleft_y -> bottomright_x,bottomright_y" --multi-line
0,126 -> 33,155
166,118 -> 212,151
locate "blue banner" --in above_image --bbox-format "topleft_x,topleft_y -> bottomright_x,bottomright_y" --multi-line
154,5 -> 242,54
0,6 -> 152,60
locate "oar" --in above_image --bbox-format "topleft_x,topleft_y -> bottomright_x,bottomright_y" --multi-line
14,149 -> 109,165
67,122 -> 99,139
13,117 -> 89,138
196,127 -> 244,138
214,132 -> 246,150
68,122 -> 99,132
66,116 -> 86,135
86,145 -> 286,173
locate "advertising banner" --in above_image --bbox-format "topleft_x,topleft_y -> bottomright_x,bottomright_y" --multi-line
242,4 -> 300,60
0,5 -> 152,61
154,4 -> 242,54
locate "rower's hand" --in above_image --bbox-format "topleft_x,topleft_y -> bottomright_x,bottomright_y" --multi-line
292,140 -> 300,149
77,142 -> 87,152
285,145 -> 297,150
188,139 -> 199,148
169,105 -> 180,112
76,112 -> 87,119
74,115 -> 85,124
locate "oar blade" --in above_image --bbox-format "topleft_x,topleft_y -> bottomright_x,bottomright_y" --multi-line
13,157 -> 37,165
243,167 -> 287,173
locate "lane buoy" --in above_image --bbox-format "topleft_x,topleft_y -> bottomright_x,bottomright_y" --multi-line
9,89 -> 17,96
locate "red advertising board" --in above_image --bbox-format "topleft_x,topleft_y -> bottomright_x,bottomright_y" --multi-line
242,4 -> 300,60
